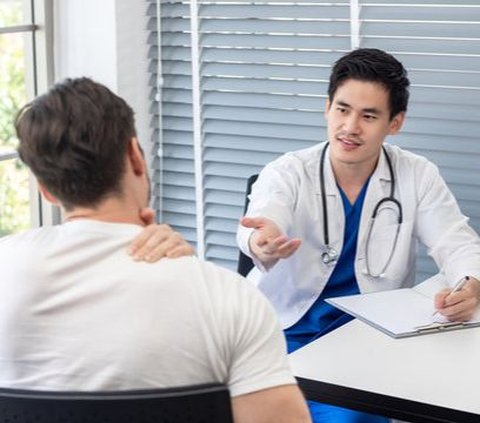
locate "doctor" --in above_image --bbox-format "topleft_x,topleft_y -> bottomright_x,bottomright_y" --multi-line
236,48 -> 480,423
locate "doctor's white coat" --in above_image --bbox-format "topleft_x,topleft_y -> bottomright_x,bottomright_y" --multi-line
237,142 -> 480,329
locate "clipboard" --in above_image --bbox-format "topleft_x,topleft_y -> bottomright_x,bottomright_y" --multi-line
326,275 -> 480,338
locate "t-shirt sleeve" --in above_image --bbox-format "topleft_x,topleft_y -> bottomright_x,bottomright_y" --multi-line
221,272 -> 297,397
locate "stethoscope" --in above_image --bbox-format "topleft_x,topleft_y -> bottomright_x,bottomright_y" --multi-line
320,143 -> 403,278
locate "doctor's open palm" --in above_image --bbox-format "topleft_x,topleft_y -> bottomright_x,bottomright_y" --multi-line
240,216 -> 301,271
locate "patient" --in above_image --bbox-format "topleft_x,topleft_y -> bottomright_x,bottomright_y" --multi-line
0,78 -> 311,423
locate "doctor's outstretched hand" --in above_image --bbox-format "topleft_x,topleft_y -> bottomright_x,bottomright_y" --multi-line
240,216 -> 301,271
434,277 -> 480,322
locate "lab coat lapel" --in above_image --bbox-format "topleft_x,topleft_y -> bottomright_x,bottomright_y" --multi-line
323,146 -> 344,252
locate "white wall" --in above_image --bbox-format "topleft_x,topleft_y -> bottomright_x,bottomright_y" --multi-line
115,0 -> 151,153
54,0 -> 117,87
53,0 -> 151,151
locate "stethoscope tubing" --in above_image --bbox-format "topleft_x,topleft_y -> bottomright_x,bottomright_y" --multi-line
319,143 -> 403,276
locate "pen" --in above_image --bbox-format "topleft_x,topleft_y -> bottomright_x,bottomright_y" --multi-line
432,276 -> 470,319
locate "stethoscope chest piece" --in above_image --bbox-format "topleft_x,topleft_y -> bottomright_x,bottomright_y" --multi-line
322,246 -> 338,264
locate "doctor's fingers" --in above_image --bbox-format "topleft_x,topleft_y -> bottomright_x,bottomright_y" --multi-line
240,216 -> 278,232
255,233 -> 288,248
464,278 -> 480,300
276,238 -> 302,258
253,236 -> 291,256
434,289 -> 451,309
443,285 -> 479,307
438,297 -> 477,322
260,238 -> 301,259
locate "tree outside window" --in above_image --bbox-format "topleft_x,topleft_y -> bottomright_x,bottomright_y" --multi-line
0,1 -> 31,236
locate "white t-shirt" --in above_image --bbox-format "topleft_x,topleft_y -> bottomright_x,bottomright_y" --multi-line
0,220 -> 295,396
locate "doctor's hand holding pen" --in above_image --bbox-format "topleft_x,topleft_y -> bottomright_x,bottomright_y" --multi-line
240,217 -> 302,271
434,276 -> 480,322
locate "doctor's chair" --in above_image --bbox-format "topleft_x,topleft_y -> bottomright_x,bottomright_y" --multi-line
237,174 -> 258,277
0,383 -> 233,423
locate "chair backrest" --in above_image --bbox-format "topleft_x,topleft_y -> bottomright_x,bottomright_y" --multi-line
0,383 -> 233,423
237,174 -> 259,277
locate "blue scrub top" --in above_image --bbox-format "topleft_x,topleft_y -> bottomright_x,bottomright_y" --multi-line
285,181 -> 368,353
285,179 -> 388,423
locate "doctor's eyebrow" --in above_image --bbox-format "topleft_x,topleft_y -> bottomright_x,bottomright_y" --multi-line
335,100 -> 383,116
335,100 -> 351,109
362,107 -> 382,116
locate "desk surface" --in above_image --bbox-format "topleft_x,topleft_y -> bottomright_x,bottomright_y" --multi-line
289,318 -> 480,422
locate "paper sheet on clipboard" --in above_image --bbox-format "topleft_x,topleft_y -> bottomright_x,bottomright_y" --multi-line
326,274 -> 480,338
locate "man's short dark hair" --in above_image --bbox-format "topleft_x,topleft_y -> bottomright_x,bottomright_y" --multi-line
328,48 -> 410,119
15,77 -> 136,210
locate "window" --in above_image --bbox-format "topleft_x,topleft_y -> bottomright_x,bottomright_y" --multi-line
150,1 -> 480,281
0,0 -> 53,237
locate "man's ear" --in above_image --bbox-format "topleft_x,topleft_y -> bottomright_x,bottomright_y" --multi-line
38,183 -> 60,205
128,137 -> 146,176
388,112 -> 405,135
324,99 -> 331,120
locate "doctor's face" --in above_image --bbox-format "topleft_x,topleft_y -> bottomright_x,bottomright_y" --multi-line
325,79 -> 405,173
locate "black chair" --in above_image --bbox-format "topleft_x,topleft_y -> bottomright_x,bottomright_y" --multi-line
0,383 -> 233,423
237,174 -> 258,277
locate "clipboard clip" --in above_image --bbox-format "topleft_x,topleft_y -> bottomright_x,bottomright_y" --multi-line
414,321 -> 466,334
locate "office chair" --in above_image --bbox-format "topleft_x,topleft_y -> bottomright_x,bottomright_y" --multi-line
237,174 -> 258,277
0,383 -> 233,423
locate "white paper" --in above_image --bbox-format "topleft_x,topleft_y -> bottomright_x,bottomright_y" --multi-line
326,274 -> 480,338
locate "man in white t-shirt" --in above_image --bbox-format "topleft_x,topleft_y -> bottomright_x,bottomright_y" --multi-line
0,78 -> 310,423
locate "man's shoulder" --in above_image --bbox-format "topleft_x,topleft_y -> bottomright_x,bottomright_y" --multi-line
271,143 -> 325,165
171,257 -> 277,319
385,144 -> 443,194
0,226 -> 57,254
0,227 -> 62,283
175,257 -> 268,301
261,142 -> 324,181
385,143 -> 436,171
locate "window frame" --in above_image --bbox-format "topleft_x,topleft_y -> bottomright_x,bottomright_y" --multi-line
0,0 -> 56,231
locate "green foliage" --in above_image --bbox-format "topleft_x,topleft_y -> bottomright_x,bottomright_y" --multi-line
0,2 -> 30,236
0,159 -> 30,236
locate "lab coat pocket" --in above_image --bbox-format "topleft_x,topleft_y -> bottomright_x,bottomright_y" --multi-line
364,219 -> 415,285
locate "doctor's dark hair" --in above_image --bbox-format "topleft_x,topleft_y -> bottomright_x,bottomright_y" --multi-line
328,48 -> 410,120
15,77 -> 137,210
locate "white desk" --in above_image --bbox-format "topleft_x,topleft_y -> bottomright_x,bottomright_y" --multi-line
289,318 -> 480,423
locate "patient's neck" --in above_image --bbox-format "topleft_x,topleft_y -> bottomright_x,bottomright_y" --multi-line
64,196 -> 145,226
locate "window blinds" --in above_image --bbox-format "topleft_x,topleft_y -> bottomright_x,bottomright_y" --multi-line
148,0 -> 480,282
359,0 -> 480,279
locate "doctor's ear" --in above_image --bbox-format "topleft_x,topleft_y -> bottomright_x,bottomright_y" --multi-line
388,112 -> 405,135
324,99 -> 331,119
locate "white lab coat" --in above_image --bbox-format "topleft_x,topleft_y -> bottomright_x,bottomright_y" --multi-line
237,142 -> 480,329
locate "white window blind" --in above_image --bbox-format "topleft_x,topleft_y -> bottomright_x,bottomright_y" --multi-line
148,0 -> 480,281
359,0 -> 480,280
